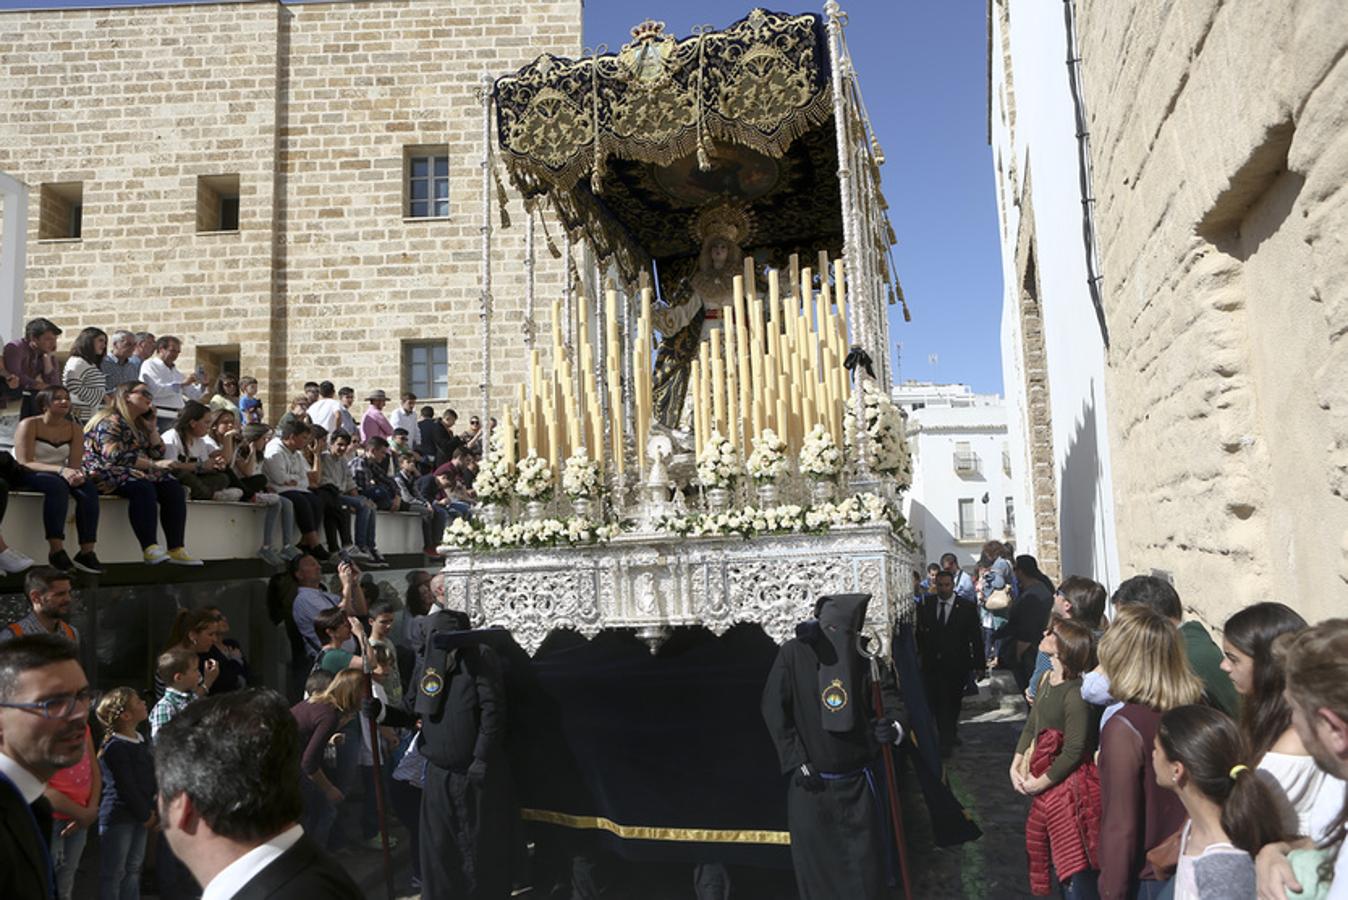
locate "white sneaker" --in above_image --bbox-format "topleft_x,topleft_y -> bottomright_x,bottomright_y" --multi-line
258,547 -> 284,567
0,547 -> 35,574
346,545 -> 371,560
252,492 -> 281,506
211,488 -> 245,502
143,545 -> 170,565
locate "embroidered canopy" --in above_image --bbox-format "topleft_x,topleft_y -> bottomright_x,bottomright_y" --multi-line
493,9 -> 859,289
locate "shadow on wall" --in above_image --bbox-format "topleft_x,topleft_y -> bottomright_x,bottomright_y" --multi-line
1058,384 -> 1103,583
908,496 -> 962,569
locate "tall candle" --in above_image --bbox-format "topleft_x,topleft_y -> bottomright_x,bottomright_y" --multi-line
711,329 -> 726,438
691,361 -> 704,457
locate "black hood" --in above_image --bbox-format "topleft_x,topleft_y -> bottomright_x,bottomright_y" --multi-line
813,593 -> 870,732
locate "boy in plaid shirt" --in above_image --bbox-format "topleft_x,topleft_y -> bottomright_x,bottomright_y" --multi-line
149,647 -> 218,738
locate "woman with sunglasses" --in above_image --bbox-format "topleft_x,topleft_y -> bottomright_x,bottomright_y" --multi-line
83,381 -> 202,566
208,373 -> 241,419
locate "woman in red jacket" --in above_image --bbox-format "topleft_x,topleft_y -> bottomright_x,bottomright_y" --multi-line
1011,616 -> 1103,898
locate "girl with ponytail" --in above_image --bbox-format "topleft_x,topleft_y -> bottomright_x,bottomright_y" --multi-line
1153,704 -> 1291,899
94,687 -> 155,900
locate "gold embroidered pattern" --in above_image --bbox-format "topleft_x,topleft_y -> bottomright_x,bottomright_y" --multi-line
519,807 -> 791,845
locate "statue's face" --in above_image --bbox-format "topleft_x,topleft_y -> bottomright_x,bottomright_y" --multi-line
710,239 -> 729,270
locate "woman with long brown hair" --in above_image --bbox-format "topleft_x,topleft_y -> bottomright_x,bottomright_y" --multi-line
83,381 -> 201,565
291,669 -> 368,849
1096,604 -> 1204,899
1220,602 -> 1344,842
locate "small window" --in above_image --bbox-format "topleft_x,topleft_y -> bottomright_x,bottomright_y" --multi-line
404,146 -> 449,218
404,341 -> 448,398
39,182 -> 83,239
197,174 -> 240,232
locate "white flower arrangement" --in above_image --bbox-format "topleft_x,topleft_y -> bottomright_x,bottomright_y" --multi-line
513,453 -> 554,501
845,381 -> 913,487
745,429 -> 789,483
696,430 -> 741,489
561,452 -> 600,500
799,423 -> 842,479
444,515 -> 620,551
472,432 -> 513,504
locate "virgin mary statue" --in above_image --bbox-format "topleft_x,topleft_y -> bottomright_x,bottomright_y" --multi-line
650,204 -> 752,428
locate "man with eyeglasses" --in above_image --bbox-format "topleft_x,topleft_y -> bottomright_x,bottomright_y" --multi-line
0,634 -> 93,900
0,568 -> 78,647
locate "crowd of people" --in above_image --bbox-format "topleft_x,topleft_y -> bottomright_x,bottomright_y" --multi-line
0,318 -> 485,575
912,539 -> 1348,900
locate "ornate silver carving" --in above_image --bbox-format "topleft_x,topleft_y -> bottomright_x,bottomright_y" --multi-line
443,525 -> 916,656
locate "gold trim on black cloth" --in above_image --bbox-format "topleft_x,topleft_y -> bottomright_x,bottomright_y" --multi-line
519,807 -> 792,845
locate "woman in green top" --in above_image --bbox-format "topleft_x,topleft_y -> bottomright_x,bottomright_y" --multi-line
1012,615 -> 1101,792
312,605 -> 366,675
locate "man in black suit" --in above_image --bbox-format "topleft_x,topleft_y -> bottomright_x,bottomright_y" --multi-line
0,634 -> 91,900
915,570 -> 986,757
155,689 -> 362,899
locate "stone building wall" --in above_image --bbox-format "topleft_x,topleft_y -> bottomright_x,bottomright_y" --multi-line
0,0 -> 580,415
1077,0 -> 1348,622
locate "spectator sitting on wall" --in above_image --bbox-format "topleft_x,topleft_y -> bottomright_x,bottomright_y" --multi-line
395,452 -> 447,559
350,435 -> 400,512
389,392 -> 421,453
462,414 -> 484,456
204,409 -> 266,501
0,450 -> 36,574
303,381 -> 320,405
389,427 -> 420,463
162,400 -> 242,502
291,554 -> 367,659
101,330 -> 140,392
307,381 -> 341,434
238,375 -> 263,425
318,429 -> 385,567
130,332 -> 156,366
263,421 -> 328,560
139,335 -> 204,432
61,327 -> 109,424
335,386 -> 358,436
277,395 -> 311,431
208,373 -> 241,418
0,566 -> 78,644
305,425 -> 353,559
233,423 -> 298,566
3,317 -> 62,416
12,387 -> 104,573
360,389 -> 394,444
83,381 -> 202,566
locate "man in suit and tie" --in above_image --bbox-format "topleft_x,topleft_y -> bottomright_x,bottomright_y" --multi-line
0,634 -> 92,900
916,570 -> 986,757
154,688 -> 362,900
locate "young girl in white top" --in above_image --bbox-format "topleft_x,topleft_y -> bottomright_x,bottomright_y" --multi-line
1153,704 -> 1290,900
1220,602 -> 1346,843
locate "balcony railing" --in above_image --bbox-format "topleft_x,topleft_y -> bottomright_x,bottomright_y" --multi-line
955,522 -> 990,542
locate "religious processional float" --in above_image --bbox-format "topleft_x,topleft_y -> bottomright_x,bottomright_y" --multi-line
443,3 -> 914,659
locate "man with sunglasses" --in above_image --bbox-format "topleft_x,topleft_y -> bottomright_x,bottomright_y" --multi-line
0,634 -> 93,900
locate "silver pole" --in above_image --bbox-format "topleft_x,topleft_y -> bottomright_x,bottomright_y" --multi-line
563,234 -> 574,360
524,208 -> 536,352
479,74 -> 493,452
825,1 -> 873,486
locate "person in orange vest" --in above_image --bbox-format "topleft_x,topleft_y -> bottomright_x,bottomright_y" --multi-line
0,567 -> 78,646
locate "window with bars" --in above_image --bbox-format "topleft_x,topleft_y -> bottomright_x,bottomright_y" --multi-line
404,341 -> 448,398
405,147 -> 449,218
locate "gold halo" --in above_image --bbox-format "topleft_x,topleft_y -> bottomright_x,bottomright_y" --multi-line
690,203 -> 753,247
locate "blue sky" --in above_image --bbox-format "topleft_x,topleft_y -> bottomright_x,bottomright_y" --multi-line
1,0 -> 1005,394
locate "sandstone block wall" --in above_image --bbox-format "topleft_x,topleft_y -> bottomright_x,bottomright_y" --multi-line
1078,0 -> 1348,623
0,0 -> 580,416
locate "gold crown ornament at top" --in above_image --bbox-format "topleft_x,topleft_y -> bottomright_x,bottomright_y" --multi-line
690,203 -> 754,247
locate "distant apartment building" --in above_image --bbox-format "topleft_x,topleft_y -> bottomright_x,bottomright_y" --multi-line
896,381 -> 1020,570
0,0 -> 581,413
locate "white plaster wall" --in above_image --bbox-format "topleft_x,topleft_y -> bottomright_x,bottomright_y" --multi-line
990,0 -> 1120,586
900,391 -> 1017,569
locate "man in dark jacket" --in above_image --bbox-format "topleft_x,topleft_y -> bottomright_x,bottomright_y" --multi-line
761,593 -> 907,900
916,571 -> 985,756
0,635 -> 90,900
154,689 -> 361,900
995,555 -> 1056,692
